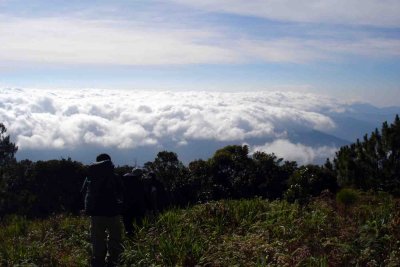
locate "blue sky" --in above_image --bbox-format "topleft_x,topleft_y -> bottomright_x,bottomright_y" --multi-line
1,0 -> 400,106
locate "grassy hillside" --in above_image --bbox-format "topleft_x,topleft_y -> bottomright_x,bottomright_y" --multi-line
1,192 -> 399,266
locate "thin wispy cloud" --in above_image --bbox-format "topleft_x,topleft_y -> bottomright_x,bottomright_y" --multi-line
1,14 -> 399,67
0,17 -> 237,66
172,0 -> 400,27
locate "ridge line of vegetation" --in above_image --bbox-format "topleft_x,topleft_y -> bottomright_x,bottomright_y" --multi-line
0,115 -> 399,266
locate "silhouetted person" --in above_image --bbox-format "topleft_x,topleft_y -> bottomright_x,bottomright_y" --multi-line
145,172 -> 167,216
81,153 -> 123,267
122,168 -> 146,236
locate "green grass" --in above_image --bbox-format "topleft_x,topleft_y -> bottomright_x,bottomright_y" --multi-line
1,192 -> 400,266
0,214 -> 89,267
122,193 -> 400,266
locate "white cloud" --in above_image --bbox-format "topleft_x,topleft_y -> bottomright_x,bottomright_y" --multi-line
252,139 -> 338,165
0,88 -> 342,154
172,0 -> 400,27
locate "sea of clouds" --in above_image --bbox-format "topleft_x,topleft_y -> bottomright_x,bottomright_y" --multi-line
0,88 -> 351,165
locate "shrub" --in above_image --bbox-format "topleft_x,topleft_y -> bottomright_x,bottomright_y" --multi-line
336,188 -> 359,214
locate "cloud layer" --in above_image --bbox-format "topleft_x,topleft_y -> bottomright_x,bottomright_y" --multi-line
252,139 -> 338,165
0,88 -> 346,164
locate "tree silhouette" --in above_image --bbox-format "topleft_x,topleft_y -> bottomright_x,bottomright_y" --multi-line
0,123 -> 18,167
334,114 -> 400,195
252,152 -> 294,199
285,164 -> 337,205
0,123 -> 19,216
208,145 -> 254,199
144,151 -> 189,206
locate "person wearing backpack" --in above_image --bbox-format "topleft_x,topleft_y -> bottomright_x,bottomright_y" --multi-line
122,167 -> 146,236
144,171 -> 167,217
81,153 -> 123,267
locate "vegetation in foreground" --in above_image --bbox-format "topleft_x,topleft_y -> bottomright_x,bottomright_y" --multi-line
1,192 -> 399,266
1,112 -> 399,266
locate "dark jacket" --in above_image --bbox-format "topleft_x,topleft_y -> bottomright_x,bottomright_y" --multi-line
122,170 -> 146,216
82,160 -> 123,216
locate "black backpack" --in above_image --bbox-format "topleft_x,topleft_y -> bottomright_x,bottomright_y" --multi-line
84,160 -> 122,216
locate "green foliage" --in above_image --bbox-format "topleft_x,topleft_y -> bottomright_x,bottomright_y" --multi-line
1,114 -> 399,221
139,145 -> 297,208
285,165 -> 337,205
0,123 -> 19,217
0,123 -> 18,167
0,214 -> 89,266
120,194 -> 400,266
144,151 -> 187,192
144,151 -> 190,207
336,188 -> 359,208
334,114 -> 400,195
188,159 -> 213,202
209,145 -> 254,199
1,158 -> 86,217
121,198 -> 304,266
253,152 -> 296,199
1,194 -> 400,266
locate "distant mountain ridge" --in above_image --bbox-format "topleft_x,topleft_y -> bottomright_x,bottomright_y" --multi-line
321,103 -> 400,143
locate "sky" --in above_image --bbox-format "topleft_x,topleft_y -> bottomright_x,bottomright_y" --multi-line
1,0 -> 400,106
1,0 -> 400,165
